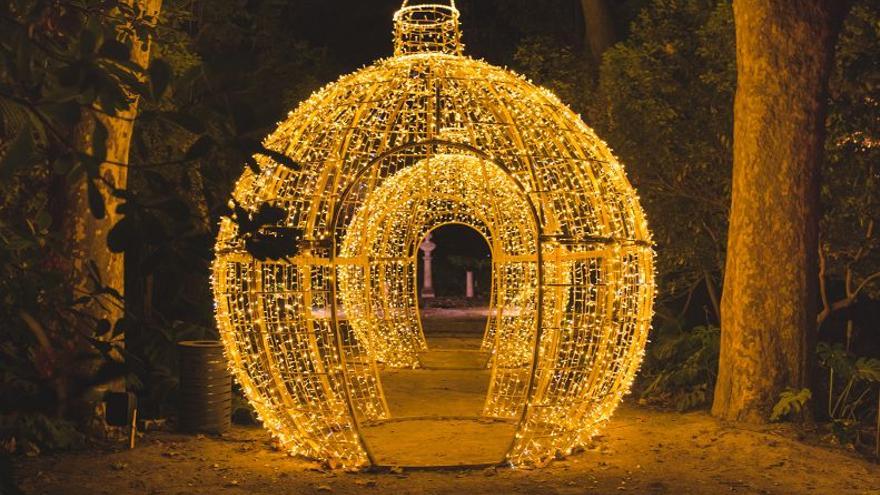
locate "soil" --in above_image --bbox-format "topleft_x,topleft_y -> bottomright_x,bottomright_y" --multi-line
12,315 -> 880,494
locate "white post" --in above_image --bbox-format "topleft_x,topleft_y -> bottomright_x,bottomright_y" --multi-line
466,270 -> 474,298
420,233 -> 436,298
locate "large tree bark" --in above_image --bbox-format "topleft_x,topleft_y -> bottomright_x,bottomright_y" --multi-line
579,0 -> 615,66
712,0 -> 848,422
68,0 -> 163,338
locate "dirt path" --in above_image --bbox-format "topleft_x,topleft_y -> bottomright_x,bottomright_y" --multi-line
12,316 -> 880,494
13,405 -> 880,495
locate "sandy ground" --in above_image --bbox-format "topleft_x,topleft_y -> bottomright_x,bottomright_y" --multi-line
11,316 -> 880,494
13,406 -> 880,495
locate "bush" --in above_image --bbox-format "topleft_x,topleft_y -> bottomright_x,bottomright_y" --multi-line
637,324 -> 720,411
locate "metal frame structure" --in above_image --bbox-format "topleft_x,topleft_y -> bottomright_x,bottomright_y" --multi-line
212,0 -> 655,469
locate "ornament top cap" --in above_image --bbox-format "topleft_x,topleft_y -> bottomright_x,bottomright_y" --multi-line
393,1 -> 463,56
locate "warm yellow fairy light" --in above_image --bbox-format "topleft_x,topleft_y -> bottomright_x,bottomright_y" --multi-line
212,0 -> 654,469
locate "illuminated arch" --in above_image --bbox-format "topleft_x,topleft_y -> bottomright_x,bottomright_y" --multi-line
212,0 -> 655,468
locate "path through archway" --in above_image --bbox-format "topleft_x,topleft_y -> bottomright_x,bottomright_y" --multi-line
340,154 -> 538,466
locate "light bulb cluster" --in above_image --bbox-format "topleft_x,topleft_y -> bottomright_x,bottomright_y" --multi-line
212,0 -> 654,469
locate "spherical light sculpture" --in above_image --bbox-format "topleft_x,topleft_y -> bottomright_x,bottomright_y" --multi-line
212,0 -> 655,469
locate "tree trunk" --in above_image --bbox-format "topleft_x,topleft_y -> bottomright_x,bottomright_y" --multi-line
579,0 -> 615,66
712,0 -> 848,423
68,0 -> 163,345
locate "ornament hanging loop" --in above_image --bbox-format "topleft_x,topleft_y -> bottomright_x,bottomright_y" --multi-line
393,0 -> 463,56
399,0 -> 457,8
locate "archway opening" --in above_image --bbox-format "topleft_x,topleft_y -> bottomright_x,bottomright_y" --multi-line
416,223 -> 492,352
339,153 -> 539,466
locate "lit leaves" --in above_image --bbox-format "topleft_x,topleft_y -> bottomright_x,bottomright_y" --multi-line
770,388 -> 811,422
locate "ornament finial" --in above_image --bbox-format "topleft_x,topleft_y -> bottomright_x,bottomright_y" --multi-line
393,1 -> 463,56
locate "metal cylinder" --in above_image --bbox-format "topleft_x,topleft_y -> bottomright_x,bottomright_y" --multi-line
178,340 -> 231,434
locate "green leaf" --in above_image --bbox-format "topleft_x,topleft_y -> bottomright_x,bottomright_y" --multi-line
853,358 -> 880,383
35,208 -> 52,232
148,59 -> 173,99
770,388 -> 811,422
253,203 -> 286,226
57,62 -> 85,87
95,319 -> 112,338
87,180 -> 106,219
113,317 -> 131,337
93,66 -> 131,114
102,61 -> 151,98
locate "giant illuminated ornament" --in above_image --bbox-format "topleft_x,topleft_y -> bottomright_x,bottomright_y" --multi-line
212,0 -> 654,468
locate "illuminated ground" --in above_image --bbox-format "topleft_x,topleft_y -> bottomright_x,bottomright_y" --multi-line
13,316 -> 880,494
360,318 -> 514,467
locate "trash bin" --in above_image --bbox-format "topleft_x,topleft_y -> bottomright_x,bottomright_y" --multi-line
178,340 -> 231,434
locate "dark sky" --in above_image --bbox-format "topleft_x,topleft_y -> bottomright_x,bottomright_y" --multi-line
429,224 -> 491,260
418,224 -> 491,297
287,0 -> 585,72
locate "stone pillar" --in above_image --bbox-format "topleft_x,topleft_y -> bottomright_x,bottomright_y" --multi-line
420,233 -> 436,298
466,270 -> 474,298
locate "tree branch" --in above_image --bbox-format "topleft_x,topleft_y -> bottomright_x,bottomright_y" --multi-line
851,271 -> 880,301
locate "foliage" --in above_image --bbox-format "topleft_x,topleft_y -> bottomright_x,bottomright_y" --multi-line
589,0 -> 880,332
591,0 -> 734,306
638,324 -> 720,411
513,36 -> 595,112
0,414 -> 84,455
0,0 -> 330,441
0,0 -> 173,192
819,1 -> 880,315
0,0 -> 171,449
226,202 -> 303,262
770,388 -> 812,422
118,0 -> 328,410
816,343 -> 880,447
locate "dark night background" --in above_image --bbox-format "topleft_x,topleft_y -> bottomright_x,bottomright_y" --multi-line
288,0 -> 584,70
418,224 -> 492,299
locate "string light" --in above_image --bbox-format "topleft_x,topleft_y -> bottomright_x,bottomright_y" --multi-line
212,0 -> 654,469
